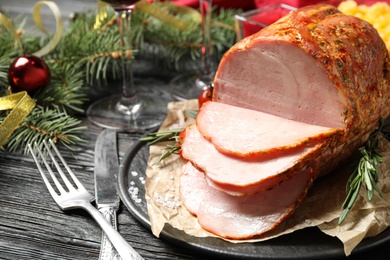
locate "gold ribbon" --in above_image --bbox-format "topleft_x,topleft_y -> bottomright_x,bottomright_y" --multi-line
32,1 -> 63,57
0,92 -> 36,147
135,0 -> 200,31
0,1 -> 63,57
93,0 -> 201,31
0,13 -> 23,52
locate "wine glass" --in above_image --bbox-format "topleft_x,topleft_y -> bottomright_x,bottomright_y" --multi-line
170,0 -> 215,101
87,0 -> 166,131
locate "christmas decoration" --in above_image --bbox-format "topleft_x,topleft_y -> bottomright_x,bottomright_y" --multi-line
0,0 -> 237,153
1,0 -> 387,154
8,55 -> 50,94
0,91 -> 35,147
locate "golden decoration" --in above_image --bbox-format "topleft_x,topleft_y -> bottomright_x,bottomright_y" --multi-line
0,13 -> 23,52
32,1 -> 64,57
0,92 -> 36,147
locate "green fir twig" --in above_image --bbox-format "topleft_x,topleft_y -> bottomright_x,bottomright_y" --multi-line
3,106 -> 87,154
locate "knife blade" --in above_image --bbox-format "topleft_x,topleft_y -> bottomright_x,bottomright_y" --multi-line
94,129 -> 121,260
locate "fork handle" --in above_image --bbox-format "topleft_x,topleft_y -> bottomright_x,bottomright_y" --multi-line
83,202 -> 144,260
99,207 -> 121,260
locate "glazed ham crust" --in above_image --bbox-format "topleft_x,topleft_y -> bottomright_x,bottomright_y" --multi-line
178,4 -> 390,240
214,4 -> 390,141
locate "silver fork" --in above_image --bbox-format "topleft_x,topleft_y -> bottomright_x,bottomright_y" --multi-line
28,140 -> 143,260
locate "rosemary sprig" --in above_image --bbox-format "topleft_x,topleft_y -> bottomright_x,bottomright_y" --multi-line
140,110 -> 197,163
140,128 -> 184,163
338,119 -> 386,224
185,109 -> 198,119
140,128 -> 182,144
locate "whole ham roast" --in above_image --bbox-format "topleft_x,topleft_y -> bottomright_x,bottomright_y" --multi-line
179,4 -> 390,239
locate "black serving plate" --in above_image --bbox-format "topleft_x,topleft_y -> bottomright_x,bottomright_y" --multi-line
117,139 -> 390,260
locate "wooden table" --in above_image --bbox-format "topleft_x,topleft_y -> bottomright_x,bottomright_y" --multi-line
1,117 -> 389,260
1,0 -> 390,259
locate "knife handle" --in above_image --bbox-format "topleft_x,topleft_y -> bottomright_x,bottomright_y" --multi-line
99,207 -> 121,260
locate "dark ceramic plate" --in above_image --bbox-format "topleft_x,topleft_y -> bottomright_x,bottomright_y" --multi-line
117,139 -> 390,259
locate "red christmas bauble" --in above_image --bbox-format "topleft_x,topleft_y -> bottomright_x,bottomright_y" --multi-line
8,54 -> 50,94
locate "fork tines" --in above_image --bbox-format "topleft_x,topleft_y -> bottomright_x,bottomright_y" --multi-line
28,140 -> 82,198
28,140 -> 143,259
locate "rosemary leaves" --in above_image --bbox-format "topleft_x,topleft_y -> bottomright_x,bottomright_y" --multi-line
339,119 -> 386,224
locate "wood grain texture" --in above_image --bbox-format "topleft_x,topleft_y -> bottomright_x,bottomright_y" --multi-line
0,121 -> 201,260
2,100 -> 389,260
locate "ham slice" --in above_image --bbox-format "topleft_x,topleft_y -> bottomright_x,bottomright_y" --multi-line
181,124 -> 322,195
196,101 -> 343,157
213,4 -> 389,140
180,162 -> 313,239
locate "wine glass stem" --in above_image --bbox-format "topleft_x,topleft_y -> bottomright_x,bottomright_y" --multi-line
115,9 -> 139,114
200,0 -> 213,80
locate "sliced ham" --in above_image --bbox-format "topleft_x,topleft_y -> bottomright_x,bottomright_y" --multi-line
174,4 -> 390,240
181,124 -> 323,195
180,162 -> 313,239
196,101 -> 343,157
213,4 -> 390,139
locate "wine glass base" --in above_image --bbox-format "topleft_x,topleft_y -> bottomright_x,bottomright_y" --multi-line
87,93 -> 166,132
170,73 -> 213,101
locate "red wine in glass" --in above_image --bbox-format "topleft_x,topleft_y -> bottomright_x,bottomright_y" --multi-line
87,0 -> 166,131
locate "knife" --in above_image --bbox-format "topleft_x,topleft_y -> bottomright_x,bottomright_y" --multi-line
94,129 -> 121,260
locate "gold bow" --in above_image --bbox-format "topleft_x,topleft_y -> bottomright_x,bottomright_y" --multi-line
0,92 -> 36,147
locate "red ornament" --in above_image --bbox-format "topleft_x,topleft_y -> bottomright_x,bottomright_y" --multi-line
8,54 -> 50,94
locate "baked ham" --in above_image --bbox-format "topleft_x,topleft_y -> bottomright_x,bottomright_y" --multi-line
180,162 -> 313,239
182,124 -> 323,195
213,4 -> 390,137
179,4 -> 390,239
196,101 -> 343,157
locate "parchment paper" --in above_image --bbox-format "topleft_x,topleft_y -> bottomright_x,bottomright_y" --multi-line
144,100 -> 390,256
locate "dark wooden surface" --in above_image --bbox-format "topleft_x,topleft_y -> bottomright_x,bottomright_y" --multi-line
2,120 -> 390,260
1,0 -> 390,259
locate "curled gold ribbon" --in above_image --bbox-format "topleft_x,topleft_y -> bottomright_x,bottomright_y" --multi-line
93,0 -> 201,31
32,1 -> 63,57
0,1 -> 63,57
136,0 -> 200,31
0,92 -> 36,147
0,13 -> 23,52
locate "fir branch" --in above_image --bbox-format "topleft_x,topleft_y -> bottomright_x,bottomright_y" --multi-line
338,119 -> 386,224
0,3 -> 238,154
33,62 -> 88,114
134,5 -> 238,70
3,105 -> 87,154
0,58 -> 10,95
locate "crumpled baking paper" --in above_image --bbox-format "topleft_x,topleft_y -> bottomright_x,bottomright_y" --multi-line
144,100 -> 390,256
